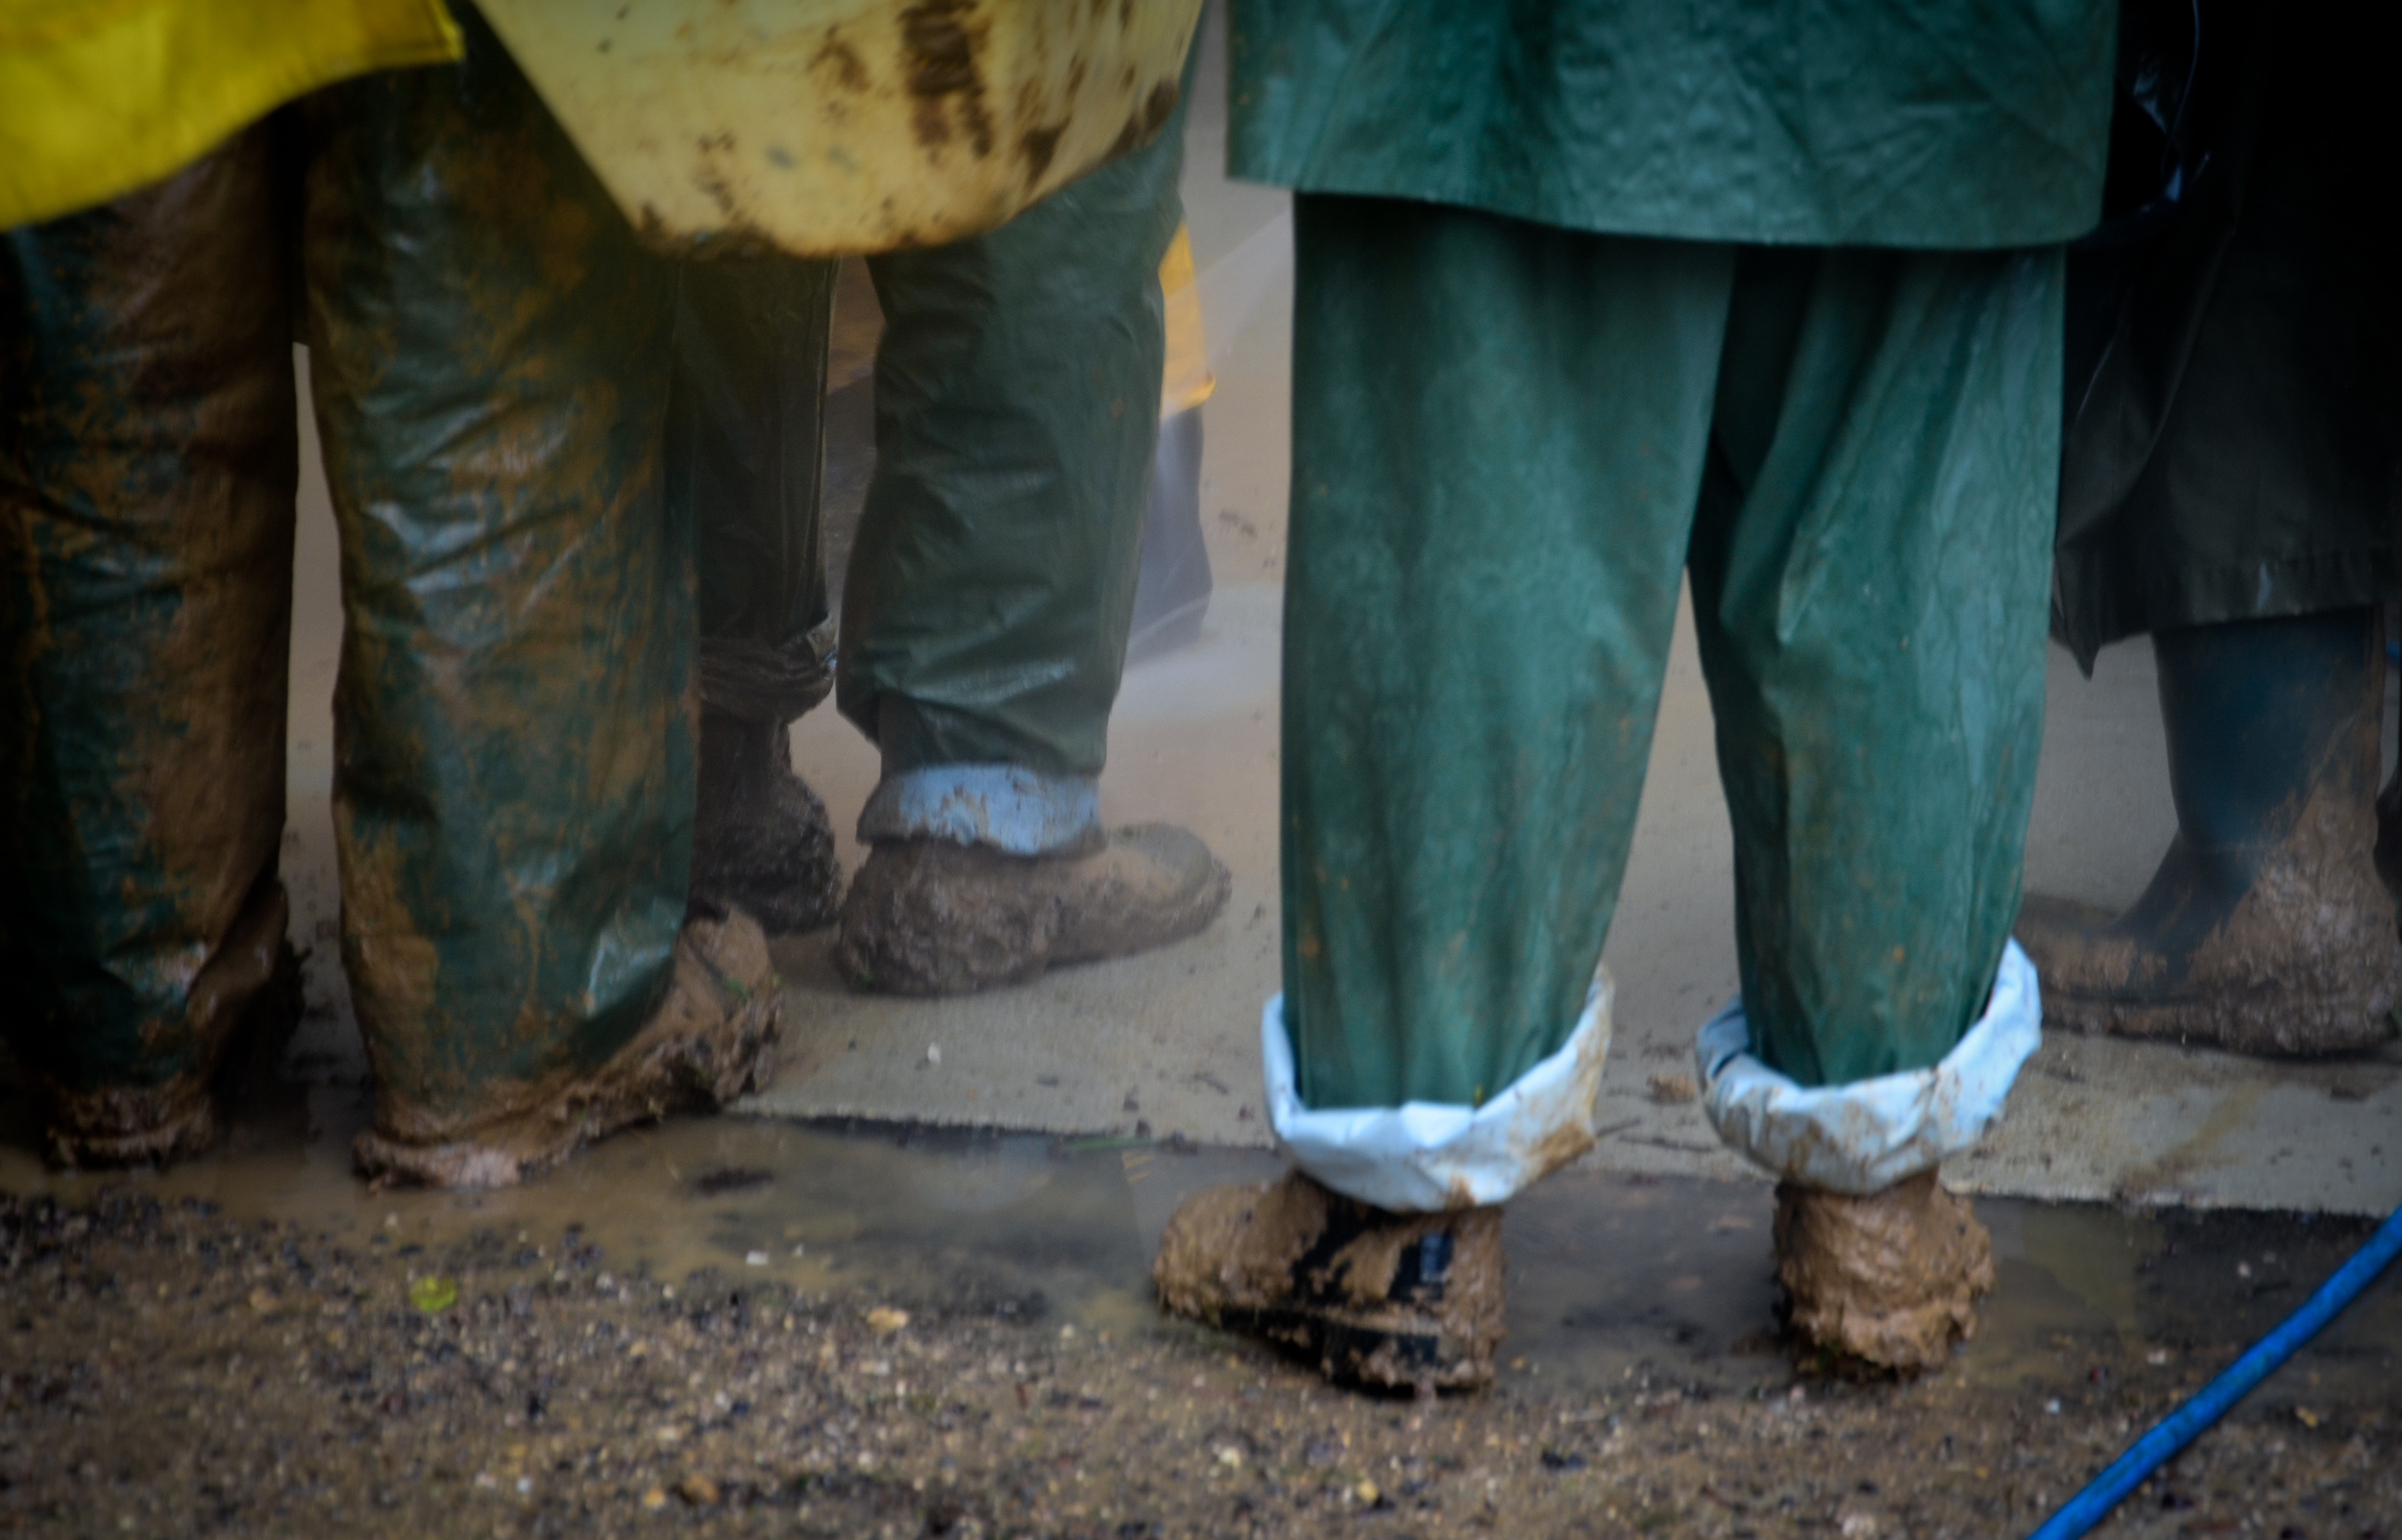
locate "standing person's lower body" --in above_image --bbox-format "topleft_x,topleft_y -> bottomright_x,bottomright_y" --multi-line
1157,197 -> 2062,1385
680,50 -> 1230,994
1,5 -> 778,1180
2018,1 -> 2402,1056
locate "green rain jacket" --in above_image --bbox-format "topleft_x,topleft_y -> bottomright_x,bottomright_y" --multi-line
1227,0 -> 2115,250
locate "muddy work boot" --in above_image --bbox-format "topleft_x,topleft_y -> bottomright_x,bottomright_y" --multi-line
690,708 -> 843,937
2017,609 -> 2402,1055
834,822 -> 1230,995
1154,1172 -> 1506,1391
1775,1173 -> 1994,1373
354,913 -> 781,1188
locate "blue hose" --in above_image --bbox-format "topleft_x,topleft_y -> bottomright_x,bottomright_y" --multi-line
2028,1201 -> 2402,1540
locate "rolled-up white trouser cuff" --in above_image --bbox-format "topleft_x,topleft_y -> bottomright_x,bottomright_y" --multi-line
1694,939 -> 2042,1195
855,763 -> 1101,856
1261,968 -> 1614,1213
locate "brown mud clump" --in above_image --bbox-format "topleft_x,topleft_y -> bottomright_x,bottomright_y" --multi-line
836,822 -> 1229,995
1154,1171 -> 1505,1391
2019,740 -> 2402,1056
354,913 -> 781,1188
1775,1172 -> 1994,1374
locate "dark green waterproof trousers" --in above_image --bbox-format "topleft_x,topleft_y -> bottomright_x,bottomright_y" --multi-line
676,61 -> 1190,785
1281,196 -> 2062,1112
1,9 -> 690,1152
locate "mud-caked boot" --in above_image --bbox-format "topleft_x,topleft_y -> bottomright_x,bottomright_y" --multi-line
354,912 -> 782,1188
835,823 -> 1230,995
1776,1173 -> 1995,1374
1154,1171 -> 1506,1391
690,708 -> 843,937
2017,609 -> 2402,1055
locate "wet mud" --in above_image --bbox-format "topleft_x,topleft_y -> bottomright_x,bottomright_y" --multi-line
353,916 -> 781,1189
3,1110 -> 2400,1539
1774,1175 -> 1996,1373
2022,759 -> 2402,1057
835,824 -> 1231,996
1155,1174 -> 1506,1391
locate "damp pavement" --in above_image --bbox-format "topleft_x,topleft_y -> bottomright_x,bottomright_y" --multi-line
2,1044 -> 2398,1538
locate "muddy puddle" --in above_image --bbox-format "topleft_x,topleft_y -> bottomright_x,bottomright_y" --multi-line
4,1034 -> 2394,1413
8,1037 -> 2402,1538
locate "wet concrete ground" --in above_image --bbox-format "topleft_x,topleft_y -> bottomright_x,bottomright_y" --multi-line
4,1053 -> 2398,1538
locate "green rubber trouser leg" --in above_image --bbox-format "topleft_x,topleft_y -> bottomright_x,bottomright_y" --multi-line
301,4 -> 686,1143
1689,246 -> 2059,1089
1279,195 -> 1732,1115
670,257 -> 845,935
673,257 -> 839,724
1279,198 -> 2057,1201
1,124 -> 298,1162
836,57 -> 1191,847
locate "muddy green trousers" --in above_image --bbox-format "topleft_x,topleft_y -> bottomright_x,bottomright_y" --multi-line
674,62 -> 1189,791
0,10 -> 688,1151
1282,196 -> 2062,1112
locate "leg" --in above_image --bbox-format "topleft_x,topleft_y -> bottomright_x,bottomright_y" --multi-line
1,127 -> 299,1163
671,257 -> 846,936
1688,245 -> 2062,1367
2019,608 -> 2400,1052
1156,196 -> 1732,1388
832,61 -> 1228,995
301,5 -> 775,1186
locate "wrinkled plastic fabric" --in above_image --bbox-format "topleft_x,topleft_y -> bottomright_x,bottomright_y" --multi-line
1279,200 -> 2061,1116
303,5 -> 686,1136
2054,0 -> 2402,670
668,257 -> 839,725
3,5 -> 693,1139
0,0 -> 459,230
1262,970 -> 1612,1212
1226,0 -> 2113,251
835,47 -> 1193,782
2,125 -> 299,1109
1697,941 -> 2043,1194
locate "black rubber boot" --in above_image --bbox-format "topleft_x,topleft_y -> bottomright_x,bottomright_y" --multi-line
2017,608 -> 2402,1055
690,708 -> 843,938
1124,406 -> 1212,664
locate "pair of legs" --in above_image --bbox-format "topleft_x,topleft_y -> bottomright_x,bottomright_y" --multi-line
675,61 -> 1228,993
1,9 -> 775,1179
1161,195 -> 2062,1383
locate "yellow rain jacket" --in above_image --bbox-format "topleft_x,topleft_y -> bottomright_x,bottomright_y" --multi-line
1,0 -> 460,229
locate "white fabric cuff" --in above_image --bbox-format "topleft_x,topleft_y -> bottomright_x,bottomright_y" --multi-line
1694,939 -> 2042,1195
1261,968 -> 1614,1213
856,763 -> 1101,856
